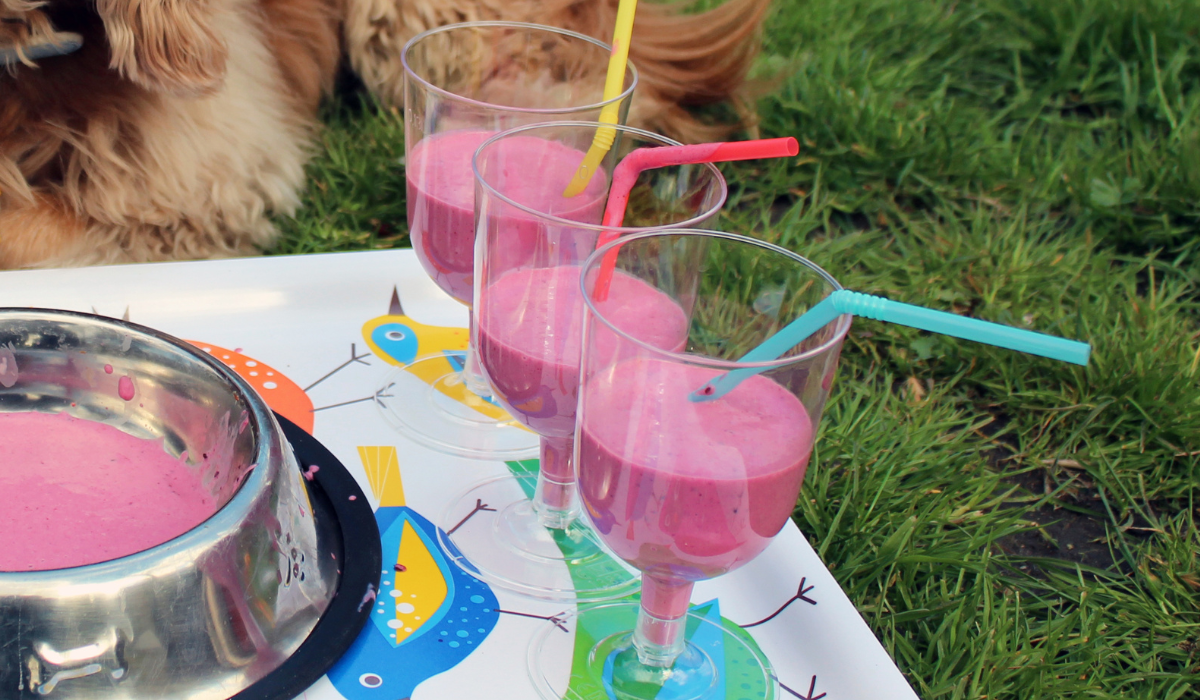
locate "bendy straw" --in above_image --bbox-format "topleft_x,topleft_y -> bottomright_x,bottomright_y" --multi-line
591,137 -> 799,300
690,290 -> 1091,402
561,0 -> 639,198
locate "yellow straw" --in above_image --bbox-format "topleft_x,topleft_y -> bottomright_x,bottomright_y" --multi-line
562,0 -> 638,198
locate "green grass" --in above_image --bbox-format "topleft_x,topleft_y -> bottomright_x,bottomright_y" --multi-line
271,0 -> 1200,696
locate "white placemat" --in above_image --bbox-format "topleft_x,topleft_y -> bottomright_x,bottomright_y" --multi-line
0,250 -> 918,700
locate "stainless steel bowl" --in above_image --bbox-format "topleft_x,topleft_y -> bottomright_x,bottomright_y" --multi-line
0,310 -> 339,698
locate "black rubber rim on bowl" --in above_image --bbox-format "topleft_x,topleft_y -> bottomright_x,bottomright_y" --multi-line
230,414 -> 382,700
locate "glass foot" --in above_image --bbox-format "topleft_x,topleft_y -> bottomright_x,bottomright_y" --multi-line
438,474 -> 639,602
529,602 -> 776,700
375,355 -> 540,459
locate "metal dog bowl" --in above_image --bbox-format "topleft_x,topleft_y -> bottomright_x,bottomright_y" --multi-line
0,310 -> 340,698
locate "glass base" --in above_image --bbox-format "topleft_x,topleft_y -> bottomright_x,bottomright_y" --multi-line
529,603 -> 776,700
437,474 -> 639,602
375,355 -> 540,459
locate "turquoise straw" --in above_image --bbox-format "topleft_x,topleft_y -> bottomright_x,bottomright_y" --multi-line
690,290 -> 1091,402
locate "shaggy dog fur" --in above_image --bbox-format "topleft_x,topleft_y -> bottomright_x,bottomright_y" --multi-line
0,0 -> 768,269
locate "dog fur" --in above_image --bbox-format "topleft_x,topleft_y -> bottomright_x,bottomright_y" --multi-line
0,0 -> 768,269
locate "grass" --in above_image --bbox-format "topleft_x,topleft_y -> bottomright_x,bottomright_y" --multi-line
271,0 -> 1200,696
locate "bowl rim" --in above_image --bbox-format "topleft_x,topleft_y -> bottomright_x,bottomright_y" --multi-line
0,307 -> 278,581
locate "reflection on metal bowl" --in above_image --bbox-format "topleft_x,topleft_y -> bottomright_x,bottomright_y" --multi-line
0,309 -> 339,698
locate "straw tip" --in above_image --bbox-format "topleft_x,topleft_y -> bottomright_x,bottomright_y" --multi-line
1047,339 -> 1091,366
784,137 -> 799,156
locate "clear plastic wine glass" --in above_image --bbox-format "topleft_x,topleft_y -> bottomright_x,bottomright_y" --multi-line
435,122 -> 727,602
381,22 -> 637,460
528,229 -> 851,700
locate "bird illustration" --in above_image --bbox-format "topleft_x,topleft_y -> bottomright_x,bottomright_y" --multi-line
189,342 -> 314,433
328,446 -> 499,700
361,288 -> 515,424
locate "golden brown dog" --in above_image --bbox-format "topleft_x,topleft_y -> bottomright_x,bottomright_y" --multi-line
0,0 -> 768,269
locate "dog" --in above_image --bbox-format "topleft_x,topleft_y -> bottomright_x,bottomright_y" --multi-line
0,0 -> 768,269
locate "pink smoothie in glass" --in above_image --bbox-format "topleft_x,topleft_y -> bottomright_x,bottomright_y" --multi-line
406,131 -> 608,303
476,265 -> 689,438
0,411 -> 218,571
578,359 -> 814,586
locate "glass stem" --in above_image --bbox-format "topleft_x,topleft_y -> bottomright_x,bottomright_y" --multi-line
462,310 -> 492,398
533,435 -> 577,530
633,576 -> 694,668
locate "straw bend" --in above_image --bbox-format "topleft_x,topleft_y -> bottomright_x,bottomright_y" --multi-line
562,0 -> 639,197
834,291 -> 889,319
564,125 -> 619,197
591,137 -> 801,300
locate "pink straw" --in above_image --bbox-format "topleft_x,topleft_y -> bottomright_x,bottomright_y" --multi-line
591,137 -> 800,300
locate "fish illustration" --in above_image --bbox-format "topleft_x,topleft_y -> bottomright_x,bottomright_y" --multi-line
328,447 -> 499,700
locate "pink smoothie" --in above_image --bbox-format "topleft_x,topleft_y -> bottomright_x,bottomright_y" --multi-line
578,359 -> 814,589
406,130 -> 608,303
476,265 -> 689,438
0,411 -> 218,571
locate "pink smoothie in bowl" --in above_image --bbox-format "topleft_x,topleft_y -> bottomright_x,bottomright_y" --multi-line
407,130 -> 609,303
578,358 -> 814,583
476,265 -> 689,437
0,411 -> 217,572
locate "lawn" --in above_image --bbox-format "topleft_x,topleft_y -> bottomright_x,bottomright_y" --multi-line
271,0 -> 1200,697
